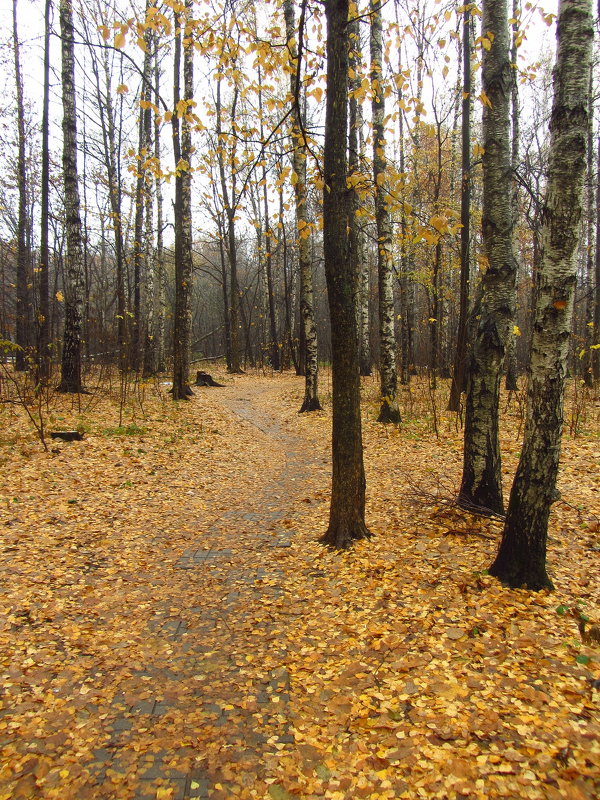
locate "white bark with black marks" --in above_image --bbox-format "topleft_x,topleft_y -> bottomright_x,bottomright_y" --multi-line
284,0 -> 321,411
490,0 -> 593,590
459,0 -> 514,514
371,0 -> 401,424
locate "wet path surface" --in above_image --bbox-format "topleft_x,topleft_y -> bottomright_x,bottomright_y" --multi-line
84,384 -> 323,800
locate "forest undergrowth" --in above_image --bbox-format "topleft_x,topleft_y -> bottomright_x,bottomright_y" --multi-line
0,367 -> 598,800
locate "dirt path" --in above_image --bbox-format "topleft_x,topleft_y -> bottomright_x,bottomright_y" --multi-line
1,377 -> 329,800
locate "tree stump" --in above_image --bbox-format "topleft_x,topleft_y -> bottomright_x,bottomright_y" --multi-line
195,371 -> 225,387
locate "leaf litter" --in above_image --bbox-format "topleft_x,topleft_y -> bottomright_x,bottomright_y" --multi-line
0,372 -> 598,800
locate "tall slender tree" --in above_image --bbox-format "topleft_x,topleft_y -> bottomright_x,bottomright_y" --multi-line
490,0 -> 593,590
37,0 -> 51,382
594,133 -> 600,383
12,0 -> 30,372
284,0 -> 321,411
448,5 -> 472,412
583,67 -> 594,388
215,75 -> 242,374
370,0 -> 401,423
172,0 -> 194,399
504,0 -> 521,392
348,15 -> 371,378
85,2 -> 127,373
58,0 -> 85,393
132,19 -> 153,373
458,0 -> 514,514
154,42 -> 167,374
142,32 -> 157,378
321,0 -> 371,548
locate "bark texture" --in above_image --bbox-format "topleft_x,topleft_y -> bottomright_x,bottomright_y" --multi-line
38,0 -> 51,381
320,0 -> 370,549
13,0 -> 29,372
447,7 -> 470,412
490,0 -> 593,590
58,0 -> 85,393
504,0 -> 520,393
154,49 -> 166,373
371,0 -> 400,424
172,3 -> 194,399
284,0 -> 321,411
216,77 -> 242,374
459,0 -> 514,514
348,18 -> 371,378
594,133 -> 600,383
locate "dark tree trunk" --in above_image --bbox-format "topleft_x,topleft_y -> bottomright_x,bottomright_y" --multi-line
490,0 -> 593,590
505,0 -> 520,393
37,0 -> 51,382
58,0 -> 85,394
216,78 -> 242,374
217,213 -> 232,371
142,33 -> 157,379
320,0 -> 371,549
594,133 -> 600,383
172,1 -> 194,399
13,0 -> 30,372
448,7 -> 471,411
154,43 -> 166,374
583,68 -> 594,388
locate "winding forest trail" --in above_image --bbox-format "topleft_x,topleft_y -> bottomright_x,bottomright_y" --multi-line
1,376 -> 334,800
1,373 -> 599,800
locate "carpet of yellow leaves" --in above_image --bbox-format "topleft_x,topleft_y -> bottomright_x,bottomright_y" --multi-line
0,370 -> 598,800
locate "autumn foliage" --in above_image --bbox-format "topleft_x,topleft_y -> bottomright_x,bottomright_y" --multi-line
0,370 -> 598,799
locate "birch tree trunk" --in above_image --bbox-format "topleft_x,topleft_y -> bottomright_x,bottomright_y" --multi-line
58,0 -> 85,393
284,0 -> 321,411
505,0 -> 521,392
458,0 -> 514,514
371,0 -> 401,423
348,16 -> 371,378
320,0 -> 371,548
489,0 -> 593,590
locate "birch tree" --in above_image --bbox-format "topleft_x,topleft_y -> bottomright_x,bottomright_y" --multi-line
370,0 -> 401,423
458,0 -> 514,514
284,0 -> 321,411
490,0 -> 593,590
348,15 -> 371,378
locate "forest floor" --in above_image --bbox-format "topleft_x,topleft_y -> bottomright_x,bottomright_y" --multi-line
0,367 -> 599,800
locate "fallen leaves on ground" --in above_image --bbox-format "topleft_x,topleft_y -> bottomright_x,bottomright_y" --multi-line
0,371 -> 598,800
